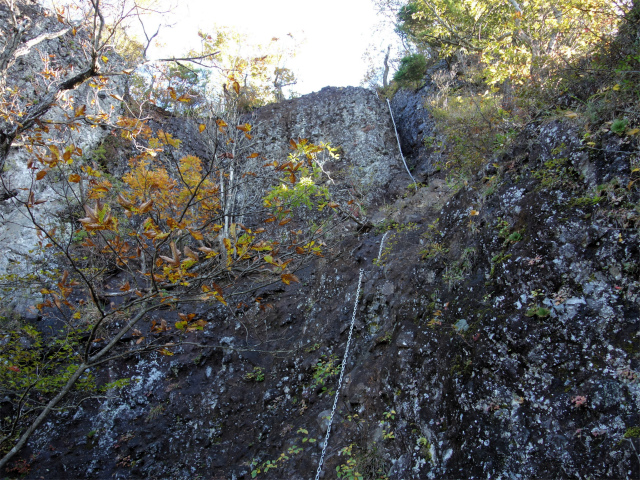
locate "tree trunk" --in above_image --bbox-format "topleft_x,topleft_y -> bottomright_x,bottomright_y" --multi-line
383,45 -> 391,88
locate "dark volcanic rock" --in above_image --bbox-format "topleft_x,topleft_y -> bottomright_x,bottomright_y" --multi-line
4,20 -> 639,478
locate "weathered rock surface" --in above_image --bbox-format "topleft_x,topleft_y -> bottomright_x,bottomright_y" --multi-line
0,1 -> 125,317
250,86 -> 410,204
1,17 -> 638,478
14,97 -> 639,480
389,60 -> 454,182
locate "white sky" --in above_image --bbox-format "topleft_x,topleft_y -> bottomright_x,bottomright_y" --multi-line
148,0 -> 389,94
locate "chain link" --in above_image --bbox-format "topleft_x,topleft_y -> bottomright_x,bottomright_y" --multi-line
314,268 -> 363,480
313,233 -> 389,479
378,231 -> 390,262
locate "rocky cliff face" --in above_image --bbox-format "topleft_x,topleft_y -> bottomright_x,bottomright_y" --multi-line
4,60 -> 640,480
250,86 -> 409,205
0,1 -> 125,318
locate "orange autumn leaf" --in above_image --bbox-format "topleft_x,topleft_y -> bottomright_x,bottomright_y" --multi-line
281,273 -> 300,285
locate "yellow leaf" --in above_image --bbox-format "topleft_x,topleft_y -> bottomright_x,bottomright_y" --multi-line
470,209 -> 480,216
199,124 -> 206,133
166,218 -> 178,229
281,273 -> 300,285
189,229 -> 204,240
613,84 -> 621,91
564,111 -> 579,119
198,246 -> 218,257
626,128 -> 639,136
68,174 -> 81,183
101,55 -> 109,63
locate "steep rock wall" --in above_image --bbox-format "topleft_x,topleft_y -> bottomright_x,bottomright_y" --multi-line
0,1 -> 125,318
250,86 -> 411,204
1,31 -> 638,479
16,108 -> 640,480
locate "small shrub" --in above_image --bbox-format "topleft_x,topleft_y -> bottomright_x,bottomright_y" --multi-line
623,426 -> 640,438
311,354 -> 340,394
244,367 -> 265,382
393,54 -> 427,87
611,118 -> 629,135
431,92 -> 522,187
525,306 -> 551,318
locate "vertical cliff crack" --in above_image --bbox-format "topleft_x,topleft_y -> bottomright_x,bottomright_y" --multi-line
386,98 -> 417,189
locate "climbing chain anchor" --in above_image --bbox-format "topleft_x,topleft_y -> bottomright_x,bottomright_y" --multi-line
314,232 -> 389,480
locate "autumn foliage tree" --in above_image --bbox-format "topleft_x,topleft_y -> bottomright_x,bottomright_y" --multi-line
0,0 -> 339,471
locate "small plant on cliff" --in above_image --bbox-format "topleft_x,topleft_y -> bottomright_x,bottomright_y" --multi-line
420,218 -> 449,260
245,367 -> 265,382
418,436 -> 432,461
250,429 -> 309,477
311,354 -> 341,395
336,444 -> 364,480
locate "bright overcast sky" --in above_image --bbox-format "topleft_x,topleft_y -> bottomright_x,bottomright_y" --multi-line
150,0 -> 390,94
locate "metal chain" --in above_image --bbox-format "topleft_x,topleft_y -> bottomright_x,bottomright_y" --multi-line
314,268 -> 364,480
313,232 -> 389,479
378,231 -> 390,262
